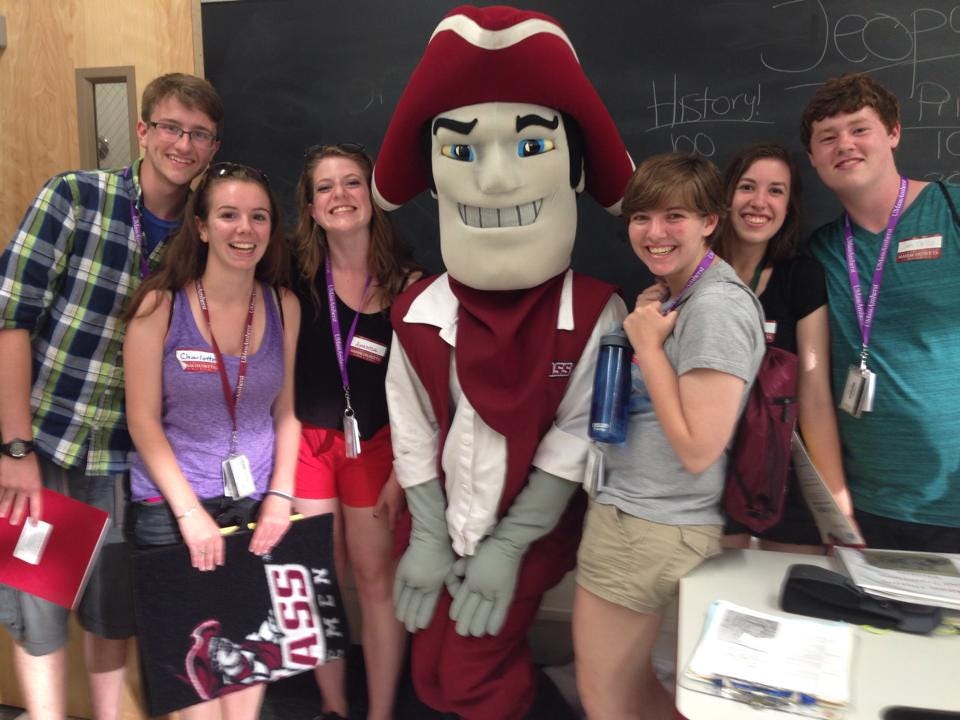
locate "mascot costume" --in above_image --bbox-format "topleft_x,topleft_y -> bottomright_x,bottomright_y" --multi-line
372,6 -> 633,718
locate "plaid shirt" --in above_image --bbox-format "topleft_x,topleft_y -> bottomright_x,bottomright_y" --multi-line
0,159 -> 167,474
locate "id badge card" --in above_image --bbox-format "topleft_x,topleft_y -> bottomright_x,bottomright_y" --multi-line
583,443 -> 606,497
222,453 -> 255,499
858,368 -> 876,414
839,365 -> 875,418
343,411 -> 361,459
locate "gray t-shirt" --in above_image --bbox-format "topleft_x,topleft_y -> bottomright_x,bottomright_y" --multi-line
596,259 -> 765,526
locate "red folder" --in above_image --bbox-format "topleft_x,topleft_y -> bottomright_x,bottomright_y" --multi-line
0,488 -> 110,609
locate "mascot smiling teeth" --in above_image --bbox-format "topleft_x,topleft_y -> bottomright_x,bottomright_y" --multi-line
374,6 -> 633,718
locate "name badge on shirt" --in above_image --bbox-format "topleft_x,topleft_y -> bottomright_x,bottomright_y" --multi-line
896,235 -> 942,262
349,335 -> 388,364
222,454 -> 255,499
176,349 -> 218,373
763,320 -> 778,344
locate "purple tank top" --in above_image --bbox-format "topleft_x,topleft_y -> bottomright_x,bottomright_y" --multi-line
130,284 -> 284,501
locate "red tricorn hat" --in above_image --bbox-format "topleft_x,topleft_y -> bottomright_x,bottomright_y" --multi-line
372,5 -> 633,214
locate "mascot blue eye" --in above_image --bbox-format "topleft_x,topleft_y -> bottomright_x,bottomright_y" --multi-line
441,144 -> 476,162
517,138 -> 555,157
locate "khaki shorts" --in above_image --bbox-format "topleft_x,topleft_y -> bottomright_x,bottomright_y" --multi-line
577,500 -> 722,613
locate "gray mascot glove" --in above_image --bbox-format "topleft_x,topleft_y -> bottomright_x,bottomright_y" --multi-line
393,478 -> 456,632
448,469 -> 578,637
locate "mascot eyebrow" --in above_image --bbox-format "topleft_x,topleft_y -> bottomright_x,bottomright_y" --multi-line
432,117 -> 478,136
431,114 -> 560,137
516,114 -> 559,132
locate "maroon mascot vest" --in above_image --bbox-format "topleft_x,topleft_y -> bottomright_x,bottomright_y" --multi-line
391,270 -> 615,582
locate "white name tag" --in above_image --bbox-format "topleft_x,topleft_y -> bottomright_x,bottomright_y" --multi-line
763,320 -> 777,343
176,349 -> 218,372
13,519 -> 52,564
349,335 -> 388,364
222,454 -> 255,499
896,235 -> 942,262
583,443 -> 606,497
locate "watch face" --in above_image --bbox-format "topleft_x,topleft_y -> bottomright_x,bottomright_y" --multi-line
6,440 -> 31,458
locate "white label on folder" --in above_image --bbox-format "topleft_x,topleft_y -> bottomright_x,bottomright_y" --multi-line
13,519 -> 52,564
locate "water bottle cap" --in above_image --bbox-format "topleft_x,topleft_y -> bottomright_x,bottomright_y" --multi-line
600,332 -> 632,349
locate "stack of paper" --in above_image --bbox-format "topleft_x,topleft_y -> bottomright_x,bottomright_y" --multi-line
682,600 -> 854,719
835,547 -> 960,611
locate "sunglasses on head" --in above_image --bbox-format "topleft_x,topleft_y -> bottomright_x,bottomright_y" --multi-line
303,142 -> 366,159
201,162 -> 270,188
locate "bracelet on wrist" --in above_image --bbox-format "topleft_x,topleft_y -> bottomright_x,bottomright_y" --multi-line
176,505 -> 199,520
265,489 -> 294,502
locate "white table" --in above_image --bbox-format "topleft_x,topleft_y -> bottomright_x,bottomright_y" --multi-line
676,549 -> 960,719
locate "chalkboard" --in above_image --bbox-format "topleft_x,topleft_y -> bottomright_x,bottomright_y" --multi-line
202,0 -> 960,300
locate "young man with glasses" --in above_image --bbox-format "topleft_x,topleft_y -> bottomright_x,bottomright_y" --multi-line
0,72 -> 222,720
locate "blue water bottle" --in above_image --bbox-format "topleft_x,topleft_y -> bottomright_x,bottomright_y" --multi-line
589,331 -> 633,444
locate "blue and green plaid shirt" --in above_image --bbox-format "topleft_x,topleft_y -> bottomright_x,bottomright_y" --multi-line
0,159 -> 167,474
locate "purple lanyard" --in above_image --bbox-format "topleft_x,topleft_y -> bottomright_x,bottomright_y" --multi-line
125,167 -> 152,279
843,177 -> 908,365
325,254 -> 372,408
662,249 -> 715,314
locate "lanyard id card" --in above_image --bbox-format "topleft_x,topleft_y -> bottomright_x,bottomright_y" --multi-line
343,406 -> 361,459
583,443 -> 606,497
839,364 -> 876,418
196,279 -> 258,495
325,255 -> 372,459
222,454 -> 255,499
840,177 -> 908,419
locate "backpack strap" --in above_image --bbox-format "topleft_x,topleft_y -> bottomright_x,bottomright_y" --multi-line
937,181 -> 960,227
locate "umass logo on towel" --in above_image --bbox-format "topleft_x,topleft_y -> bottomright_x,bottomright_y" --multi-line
133,514 -> 348,716
185,563 -> 342,700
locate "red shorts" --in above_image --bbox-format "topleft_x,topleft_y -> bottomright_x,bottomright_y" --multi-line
294,423 -> 394,507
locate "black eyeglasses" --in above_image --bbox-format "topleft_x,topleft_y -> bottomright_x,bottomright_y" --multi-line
303,142 -> 366,158
146,121 -> 219,149
200,162 -> 271,188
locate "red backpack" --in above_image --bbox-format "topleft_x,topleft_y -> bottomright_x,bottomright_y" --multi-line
723,345 -> 799,533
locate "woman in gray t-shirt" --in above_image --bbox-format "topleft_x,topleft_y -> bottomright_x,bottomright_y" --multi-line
574,154 -> 765,720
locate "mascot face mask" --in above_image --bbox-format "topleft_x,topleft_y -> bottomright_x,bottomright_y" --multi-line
372,5 -> 635,292
432,101 -> 581,290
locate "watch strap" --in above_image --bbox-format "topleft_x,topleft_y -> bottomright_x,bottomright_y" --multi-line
0,438 -> 35,458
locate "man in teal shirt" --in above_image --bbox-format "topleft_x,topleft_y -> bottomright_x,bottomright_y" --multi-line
802,73 -> 959,552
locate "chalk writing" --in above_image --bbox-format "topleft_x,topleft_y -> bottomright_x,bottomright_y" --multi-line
762,0 -> 960,97
670,133 -> 716,157
648,75 -> 769,130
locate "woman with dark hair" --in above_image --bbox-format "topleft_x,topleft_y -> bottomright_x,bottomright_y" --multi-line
123,163 -> 301,719
291,144 -> 417,720
714,143 -> 855,553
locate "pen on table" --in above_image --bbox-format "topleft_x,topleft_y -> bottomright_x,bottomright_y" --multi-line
711,677 -> 818,707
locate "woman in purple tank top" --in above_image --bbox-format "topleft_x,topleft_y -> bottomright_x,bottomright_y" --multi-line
122,163 -> 302,720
